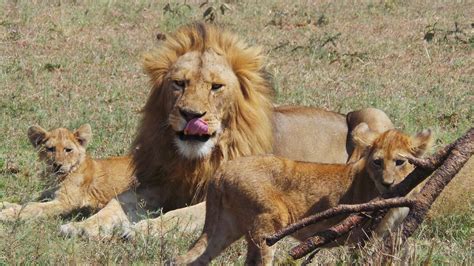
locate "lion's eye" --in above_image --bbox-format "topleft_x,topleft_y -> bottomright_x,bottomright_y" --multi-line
395,159 -> 406,166
64,148 -> 73,153
173,80 -> 186,89
372,159 -> 383,167
211,84 -> 223,91
46,147 -> 55,152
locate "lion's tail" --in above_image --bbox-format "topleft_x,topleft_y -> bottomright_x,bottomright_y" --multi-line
173,171 -> 225,264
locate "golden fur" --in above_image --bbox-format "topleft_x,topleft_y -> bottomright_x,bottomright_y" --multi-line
127,108 -> 395,240
57,23 -> 395,240
132,22 -> 273,210
0,125 -> 135,221
175,124 -> 433,265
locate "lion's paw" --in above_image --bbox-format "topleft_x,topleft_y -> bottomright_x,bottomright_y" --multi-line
123,216 -> 201,242
1,202 -> 21,210
60,221 -> 111,240
60,219 -> 130,241
120,225 -> 136,241
59,223 -> 80,236
121,218 -> 163,241
59,222 -> 83,237
0,205 -> 21,221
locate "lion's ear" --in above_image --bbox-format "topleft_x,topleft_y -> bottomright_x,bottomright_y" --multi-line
412,129 -> 434,156
156,32 -> 167,41
74,124 -> 92,147
28,125 -> 48,148
352,123 -> 379,149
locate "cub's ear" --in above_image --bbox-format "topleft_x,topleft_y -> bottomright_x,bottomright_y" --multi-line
412,129 -> 434,156
156,32 -> 167,41
74,124 -> 92,147
352,123 -> 379,149
28,125 -> 48,148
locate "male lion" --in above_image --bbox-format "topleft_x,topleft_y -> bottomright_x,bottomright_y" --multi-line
174,124 -> 433,265
0,124 -> 135,221
60,23 -> 394,239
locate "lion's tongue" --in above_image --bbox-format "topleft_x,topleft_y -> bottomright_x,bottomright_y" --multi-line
184,118 -> 209,135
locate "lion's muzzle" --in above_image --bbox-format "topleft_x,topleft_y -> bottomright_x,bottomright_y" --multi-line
177,118 -> 213,142
177,120 -> 216,142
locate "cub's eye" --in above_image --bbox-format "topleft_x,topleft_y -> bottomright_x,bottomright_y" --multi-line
64,148 -> 73,153
395,159 -> 406,166
46,147 -> 55,152
211,84 -> 223,91
173,80 -> 186,89
372,159 -> 383,167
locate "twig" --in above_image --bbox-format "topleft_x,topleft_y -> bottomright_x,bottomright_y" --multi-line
266,197 -> 415,246
289,213 -> 367,259
402,141 -> 456,171
423,43 -> 432,63
383,131 -> 467,199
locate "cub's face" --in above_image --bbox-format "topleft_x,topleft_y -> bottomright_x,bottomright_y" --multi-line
353,124 -> 433,194
28,124 -> 92,177
166,49 -> 240,159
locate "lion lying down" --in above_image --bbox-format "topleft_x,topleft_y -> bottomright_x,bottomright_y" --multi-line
57,23 -> 395,240
0,124 -> 135,222
174,124 -> 433,265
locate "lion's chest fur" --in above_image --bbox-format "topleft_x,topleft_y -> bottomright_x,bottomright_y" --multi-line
136,148 -> 225,211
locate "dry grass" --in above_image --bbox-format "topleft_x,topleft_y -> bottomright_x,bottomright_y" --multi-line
0,0 -> 472,264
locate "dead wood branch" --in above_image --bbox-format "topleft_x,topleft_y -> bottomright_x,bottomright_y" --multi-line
290,213 -> 367,259
395,128 -> 473,244
266,198 -> 415,246
265,127 -> 473,260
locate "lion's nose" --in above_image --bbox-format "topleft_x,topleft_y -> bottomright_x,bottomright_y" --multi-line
382,180 -> 394,187
52,163 -> 62,172
179,108 -> 206,122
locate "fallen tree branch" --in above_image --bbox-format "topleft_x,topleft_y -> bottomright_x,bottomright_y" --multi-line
266,197 -> 415,247
403,141 -> 456,171
265,127 -> 473,260
395,128 -> 473,244
289,213 -> 367,259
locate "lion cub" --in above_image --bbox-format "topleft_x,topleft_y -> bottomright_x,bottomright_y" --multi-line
175,123 -> 433,265
0,124 -> 135,221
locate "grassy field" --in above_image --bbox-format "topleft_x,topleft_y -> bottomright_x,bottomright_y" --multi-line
1,0 -> 473,264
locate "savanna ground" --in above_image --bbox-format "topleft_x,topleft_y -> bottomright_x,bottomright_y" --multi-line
0,0 -> 472,264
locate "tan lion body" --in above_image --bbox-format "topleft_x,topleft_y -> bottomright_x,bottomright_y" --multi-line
0,125 -> 135,221
272,106 -> 394,163
59,23 -> 394,240
175,126 -> 433,265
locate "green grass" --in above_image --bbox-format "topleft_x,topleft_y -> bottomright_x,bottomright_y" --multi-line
1,0 -> 473,264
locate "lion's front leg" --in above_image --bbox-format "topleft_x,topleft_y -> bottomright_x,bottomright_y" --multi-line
1,202 -> 21,209
60,198 -> 130,240
125,202 -> 206,240
0,200 -> 73,221
0,202 -> 22,221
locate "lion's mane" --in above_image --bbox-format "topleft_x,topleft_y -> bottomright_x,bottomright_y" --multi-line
132,23 -> 274,209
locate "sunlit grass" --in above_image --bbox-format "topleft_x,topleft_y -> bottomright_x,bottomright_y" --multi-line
0,0 -> 472,264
